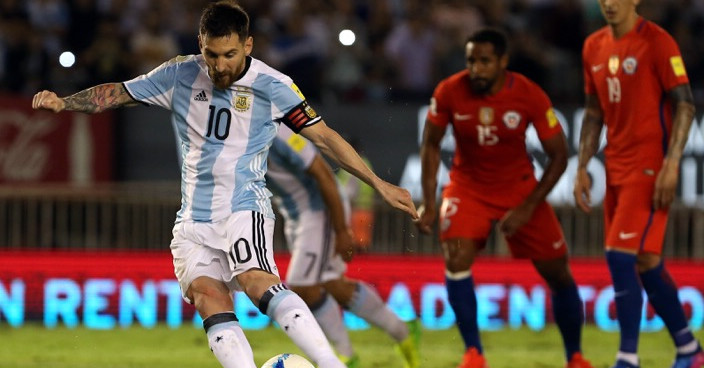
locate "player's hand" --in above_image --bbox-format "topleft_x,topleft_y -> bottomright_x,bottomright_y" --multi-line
335,228 -> 357,262
653,158 -> 679,210
375,181 -> 418,220
573,168 -> 592,213
499,202 -> 534,237
32,90 -> 65,113
414,204 -> 436,235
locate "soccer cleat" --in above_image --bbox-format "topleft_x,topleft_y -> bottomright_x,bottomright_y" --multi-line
566,352 -> 594,368
338,353 -> 360,368
395,319 -> 421,368
609,360 -> 639,368
457,347 -> 488,368
671,350 -> 704,368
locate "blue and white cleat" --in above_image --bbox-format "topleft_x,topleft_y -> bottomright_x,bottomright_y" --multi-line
671,350 -> 704,368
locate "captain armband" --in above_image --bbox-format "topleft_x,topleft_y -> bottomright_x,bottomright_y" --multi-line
281,100 -> 322,133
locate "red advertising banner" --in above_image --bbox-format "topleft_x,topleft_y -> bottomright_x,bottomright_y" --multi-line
1,250 -> 703,331
0,96 -> 113,183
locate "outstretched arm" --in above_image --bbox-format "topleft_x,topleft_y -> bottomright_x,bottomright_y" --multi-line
306,154 -> 356,261
32,83 -> 137,114
573,94 -> 604,213
299,120 -> 418,219
654,83 -> 695,210
416,121 -> 445,234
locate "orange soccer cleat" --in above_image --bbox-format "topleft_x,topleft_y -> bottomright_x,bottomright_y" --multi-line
566,352 -> 594,368
457,347 -> 488,368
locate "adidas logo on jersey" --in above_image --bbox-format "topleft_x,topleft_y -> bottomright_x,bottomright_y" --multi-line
194,90 -> 208,101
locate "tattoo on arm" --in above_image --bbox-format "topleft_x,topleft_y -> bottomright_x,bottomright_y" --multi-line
62,83 -> 134,113
666,84 -> 696,161
577,94 -> 604,169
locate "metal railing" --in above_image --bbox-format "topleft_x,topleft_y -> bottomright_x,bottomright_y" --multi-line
0,183 -> 702,258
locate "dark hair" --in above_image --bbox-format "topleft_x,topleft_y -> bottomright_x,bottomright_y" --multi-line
199,1 -> 249,41
466,28 -> 509,57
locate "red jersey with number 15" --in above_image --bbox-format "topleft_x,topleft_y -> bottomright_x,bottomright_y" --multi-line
582,18 -> 689,184
427,70 -> 562,206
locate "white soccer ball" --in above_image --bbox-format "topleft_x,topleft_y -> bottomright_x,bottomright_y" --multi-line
260,353 -> 315,368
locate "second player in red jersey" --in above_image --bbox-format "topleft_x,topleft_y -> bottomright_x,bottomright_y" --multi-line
416,28 -> 592,368
574,1 -> 702,368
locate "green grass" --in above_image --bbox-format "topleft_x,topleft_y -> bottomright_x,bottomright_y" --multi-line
0,324 -> 701,368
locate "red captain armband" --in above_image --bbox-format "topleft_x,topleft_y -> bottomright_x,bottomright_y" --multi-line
281,100 -> 322,133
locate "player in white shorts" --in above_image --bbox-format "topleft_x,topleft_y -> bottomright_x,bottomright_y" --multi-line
31,2 -> 417,368
267,125 -> 421,368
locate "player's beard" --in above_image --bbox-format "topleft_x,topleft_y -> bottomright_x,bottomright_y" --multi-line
210,71 -> 235,90
469,77 -> 492,94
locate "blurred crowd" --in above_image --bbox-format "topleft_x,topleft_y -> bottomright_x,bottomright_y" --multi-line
2,0 -> 704,107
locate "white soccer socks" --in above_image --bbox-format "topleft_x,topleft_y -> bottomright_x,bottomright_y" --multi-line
260,284 -> 346,368
203,312 -> 257,368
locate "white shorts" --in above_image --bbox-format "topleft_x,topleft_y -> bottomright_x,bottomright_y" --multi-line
170,211 -> 279,303
284,210 -> 347,286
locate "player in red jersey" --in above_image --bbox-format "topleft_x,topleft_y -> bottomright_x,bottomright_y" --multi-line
415,28 -> 593,368
574,1 -> 703,368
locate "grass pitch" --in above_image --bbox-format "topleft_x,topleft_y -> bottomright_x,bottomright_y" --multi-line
0,323 -> 701,367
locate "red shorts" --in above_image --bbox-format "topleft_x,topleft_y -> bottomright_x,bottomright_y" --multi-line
603,180 -> 668,254
439,185 -> 567,260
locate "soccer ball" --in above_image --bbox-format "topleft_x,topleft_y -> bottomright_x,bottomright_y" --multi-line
260,353 -> 315,368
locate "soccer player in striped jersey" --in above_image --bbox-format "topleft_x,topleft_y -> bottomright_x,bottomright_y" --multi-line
31,2 -> 417,368
575,1 -> 703,368
266,125 -> 421,368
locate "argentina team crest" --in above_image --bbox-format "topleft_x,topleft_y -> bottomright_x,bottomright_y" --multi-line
233,87 -> 253,112
502,111 -> 521,129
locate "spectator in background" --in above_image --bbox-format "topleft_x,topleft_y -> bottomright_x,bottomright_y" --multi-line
129,5 -> 179,74
0,0 -> 32,92
81,17 -> 130,86
26,0 -> 69,56
432,0 -> 484,80
66,0 -> 99,55
384,8 -> 437,101
265,1 -> 326,101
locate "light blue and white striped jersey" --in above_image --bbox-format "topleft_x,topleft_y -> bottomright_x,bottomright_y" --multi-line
266,125 -> 326,222
124,55 -> 317,223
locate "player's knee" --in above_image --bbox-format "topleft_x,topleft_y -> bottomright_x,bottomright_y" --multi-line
636,252 -> 661,272
189,278 -> 233,314
237,268 -> 282,302
444,251 -> 475,272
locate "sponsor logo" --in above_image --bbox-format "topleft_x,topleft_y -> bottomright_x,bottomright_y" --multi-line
502,110 -> 521,129
618,231 -> 638,240
546,108 -> 559,128
608,55 -> 620,75
290,83 -> 305,100
670,56 -> 687,77
193,90 -> 208,102
591,64 -> 604,72
622,57 -> 637,75
286,134 -> 307,152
